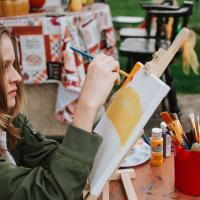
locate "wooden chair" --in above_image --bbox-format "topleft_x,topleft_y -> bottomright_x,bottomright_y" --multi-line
119,1 -> 193,114
119,0 -> 177,40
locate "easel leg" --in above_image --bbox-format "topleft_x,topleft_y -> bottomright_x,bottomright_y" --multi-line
121,173 -> 137,200
102,182 -> 110,200
103,169 -> 137,200
85,169 -> 137,200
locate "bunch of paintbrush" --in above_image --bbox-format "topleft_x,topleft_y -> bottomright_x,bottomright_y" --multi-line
160,111 -> 200,150
181,113 -> 200,150
188,113 -> 200,144
160,111 -> 190,150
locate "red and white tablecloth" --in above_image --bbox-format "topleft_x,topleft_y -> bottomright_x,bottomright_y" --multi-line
0,3 -> 117,124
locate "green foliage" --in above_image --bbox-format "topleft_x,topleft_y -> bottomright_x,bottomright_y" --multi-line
108,0 -> 145,16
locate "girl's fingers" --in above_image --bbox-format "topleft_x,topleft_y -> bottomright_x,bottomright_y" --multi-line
112,72 -> 121,85
106,59 -> 120,75
111,60 -> 120,73
93,53 -> 120,79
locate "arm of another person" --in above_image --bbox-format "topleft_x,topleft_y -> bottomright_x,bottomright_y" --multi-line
0,54 -> 120,200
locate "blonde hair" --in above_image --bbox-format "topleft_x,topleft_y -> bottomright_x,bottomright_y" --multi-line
0,24 -> 24,151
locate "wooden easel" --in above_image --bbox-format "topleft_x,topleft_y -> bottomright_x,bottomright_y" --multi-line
103,169 -> 137,200
84,131 -> 144,200
84,28 -> 189,200
84,168 -> 137,200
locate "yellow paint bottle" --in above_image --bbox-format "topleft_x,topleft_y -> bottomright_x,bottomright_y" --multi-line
150,128 -> 163,166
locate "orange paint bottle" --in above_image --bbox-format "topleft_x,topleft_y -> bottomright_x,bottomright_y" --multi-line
150,128 -> 163,166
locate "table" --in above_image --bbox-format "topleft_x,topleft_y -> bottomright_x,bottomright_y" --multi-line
0,3 -> 117,124
108,154 -> 200,200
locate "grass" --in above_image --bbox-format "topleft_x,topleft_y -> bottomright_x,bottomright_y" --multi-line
108,0 -> 200,93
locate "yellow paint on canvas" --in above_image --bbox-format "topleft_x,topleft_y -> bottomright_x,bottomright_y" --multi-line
106,87 -> 143,146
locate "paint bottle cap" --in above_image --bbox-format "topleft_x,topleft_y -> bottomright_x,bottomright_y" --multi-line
152,128 -> 162,139
160,121 -> 168,132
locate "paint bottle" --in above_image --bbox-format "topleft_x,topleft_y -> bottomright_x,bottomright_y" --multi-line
160,122 -> 171,157
169,130 -> 174,152
150,128 -> 163,166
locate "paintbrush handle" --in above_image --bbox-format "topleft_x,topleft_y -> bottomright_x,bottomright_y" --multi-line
119,70 -> 129,77
70,46 -> 93,60
142,133 -> 150,146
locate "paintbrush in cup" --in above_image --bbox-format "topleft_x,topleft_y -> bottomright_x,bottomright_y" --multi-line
197,115 -> 200,142
189,113 -> 198,143
170,113 -> 188,144
160,111 -> 185,149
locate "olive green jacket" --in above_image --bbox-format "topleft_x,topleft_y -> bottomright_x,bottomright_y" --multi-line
0,114 -> 102,200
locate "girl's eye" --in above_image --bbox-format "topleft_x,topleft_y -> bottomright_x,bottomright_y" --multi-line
4,61 -> 13,69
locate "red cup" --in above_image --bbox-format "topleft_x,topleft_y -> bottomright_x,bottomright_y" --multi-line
174,145 -> 200,195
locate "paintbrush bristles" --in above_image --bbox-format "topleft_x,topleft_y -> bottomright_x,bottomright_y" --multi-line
160,112 -> 173,125
161,112 -> 200,150
170,113 -> 178,121
197,115 -> 200,143
189,113 -> 198,143
189,113 -> 197,131
160,111 -> 185,148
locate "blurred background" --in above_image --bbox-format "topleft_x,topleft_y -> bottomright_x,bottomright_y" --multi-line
109,0 -> 200,94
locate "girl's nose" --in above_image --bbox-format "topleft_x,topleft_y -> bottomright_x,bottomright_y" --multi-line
10,66 -> 22,84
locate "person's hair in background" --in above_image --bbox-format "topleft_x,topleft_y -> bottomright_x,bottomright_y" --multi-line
0,24 -> 24,151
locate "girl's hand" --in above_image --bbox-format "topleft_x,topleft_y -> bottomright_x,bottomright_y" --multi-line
79,53 -> 120,109
73,53 -> 120,132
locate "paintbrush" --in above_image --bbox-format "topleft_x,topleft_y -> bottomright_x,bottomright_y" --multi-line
197,115 -> 200,143
170,113 -> 189,143
160,112 -> 175,133
170,113 -> 190,150
181,134 -> 190,150
190,128 -> 196,145
142,133 -> 150,146
170,113 -> 184,134
70,46 -> 129,77
160,111 -> 185,148
182,133 -> 192,149
185,131 -> 193,147
189,113 -> 198,143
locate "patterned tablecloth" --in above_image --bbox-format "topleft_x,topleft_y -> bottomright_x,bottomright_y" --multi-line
0,3 -> 117,124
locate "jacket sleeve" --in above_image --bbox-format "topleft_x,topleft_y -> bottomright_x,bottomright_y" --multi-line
0,116 -> 102,200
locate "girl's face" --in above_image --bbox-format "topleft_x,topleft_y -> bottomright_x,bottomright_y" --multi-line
1,34 -> 22,109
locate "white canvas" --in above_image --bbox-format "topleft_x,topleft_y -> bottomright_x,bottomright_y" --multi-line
89,63 -> 170,197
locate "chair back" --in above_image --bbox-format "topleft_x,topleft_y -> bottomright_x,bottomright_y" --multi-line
149,1 -> 194,50
141,0 -> 179,38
